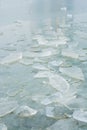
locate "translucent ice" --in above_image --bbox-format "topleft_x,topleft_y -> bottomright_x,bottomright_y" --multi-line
34,71 -> 51,78
15,105 -> 37,118
62,49 -> 79,59
41,91 -> 76,107
32,63 -> 48,71
19,58 -> 33,65
62,48 -> 87,61
45,107 -> 55,118
0,99 -> 18,117
46,119 -> 78,130
48,60 -> 63,67
49,74 -> 70,93
0,53 -> 22,65
59,66 -> 84,81
41,92 -> 63,105
73,110 -> 87,123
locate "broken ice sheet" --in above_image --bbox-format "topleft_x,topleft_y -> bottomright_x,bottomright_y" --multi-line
23,49 -> 55,58
19,58 -> 33,66
48,40 -> 67,47
33,34 -> 46,41
0,52 -> 22,65
62,48 -> 87,61
42,39 -> 67,48
32,63 -> 48,71
15,105 -> 37,118
48,60 -> 63,68
62,49 -> 79,59
38,50 -> 56,58
34,71 -> 51,78
36,36 -> 48,45
41,92 -> 63,105
31,94 -> 45,102
34,34 -> 67,48
45,106 -> 70,119
0,98 -> 18,117
46,119 -> 78,130
23,51 -> 39,58
7,87 -> 23,97
73,110 -> 87,123
41,91 -> 76,107
59,66 -> 85,81
48,74 -> 70,93
45,107 -> 55,118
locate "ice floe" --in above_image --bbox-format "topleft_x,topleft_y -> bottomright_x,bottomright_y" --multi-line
32,63 -> 48,71
46,119 -> 78,130
0,98 -> 18,117
15,105 -> 37,118
48,74 -> 70,93
73,110 -> 87,123
0,53 -> 22,65
59,66 -> 85,81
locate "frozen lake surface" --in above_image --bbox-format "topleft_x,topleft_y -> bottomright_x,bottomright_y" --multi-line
0,0 -> 87,130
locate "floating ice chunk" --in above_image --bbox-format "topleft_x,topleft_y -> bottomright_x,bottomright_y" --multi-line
34,71 -> 51,78
41,92 -> 63,105
0,123 -> 7,130
45,106 -> 69,119
33,35 -> 48,45
23,49 -> 56,58
0,99 -> 18,117
62,48 -> 87,60
33,57 -> 47,63
32,63 -> 48,71
23,51 -> 38,58
41,97 -> 53,105
44,40 -> 67,48
31,94 -> 44,102
7,87 -> 22,97
34,35 -> 67,47
15,105 -> 37,118
19,58 -> 33,65
37,37 -> 48,45
73,110 -> 87,123
49,74 -> 70,93
59,24 -> 71,28
0,53 -> 22,65
62,49 -> 79,59
59,66 -> 84,81
41,91 -> 76,107
78,50 -> 87,61
48,60 -> 63,67
59,91 -> 76,105
52,40 -> 67,46
46,119 -> 78,130
33,35 -> 43,40
39,50 -> 53,57
45,107 -> 54,118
